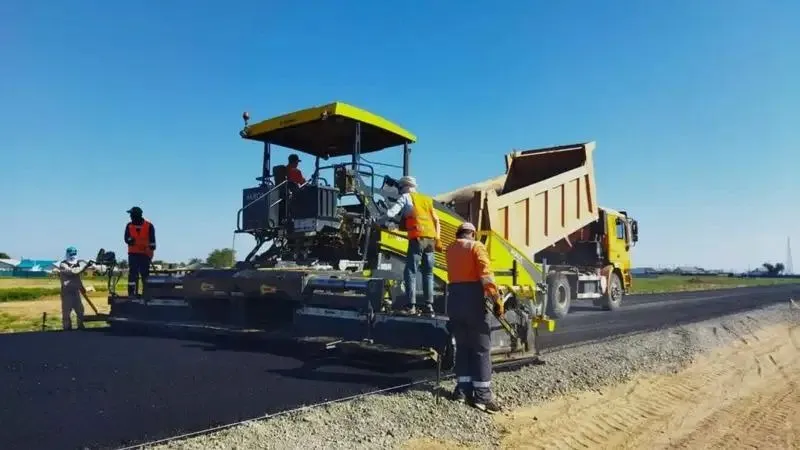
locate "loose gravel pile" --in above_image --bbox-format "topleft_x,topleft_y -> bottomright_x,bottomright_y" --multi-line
152,302 -> 799,450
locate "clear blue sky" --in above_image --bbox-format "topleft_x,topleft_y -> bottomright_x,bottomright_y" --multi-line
1,1 -> 797,272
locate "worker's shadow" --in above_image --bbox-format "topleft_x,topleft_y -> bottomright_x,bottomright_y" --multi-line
266,357 -> 431,387
179,335 -> 436,378
180,337 -> 318,361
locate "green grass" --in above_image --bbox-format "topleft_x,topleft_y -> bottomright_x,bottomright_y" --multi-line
0,277 -> 125,302
0,311 -> 107,333
630,275 -> 799,294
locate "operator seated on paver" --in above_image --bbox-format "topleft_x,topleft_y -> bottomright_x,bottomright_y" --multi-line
57,246 -> 92,331
445,222 -> 503,413
382,175 -> 442,315
286,153 -> 307,186
124,206 -> 156,297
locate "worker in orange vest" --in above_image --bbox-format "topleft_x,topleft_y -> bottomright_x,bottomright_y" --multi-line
286,154 -> 306,186
383,175 -> 441,315
445,221 -> 503,413
124,206 -> 156,297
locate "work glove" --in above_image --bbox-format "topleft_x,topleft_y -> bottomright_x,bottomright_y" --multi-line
493,294 -> 505,317
434,238 -> 443,252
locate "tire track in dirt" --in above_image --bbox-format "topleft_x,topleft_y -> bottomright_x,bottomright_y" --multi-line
496,320 -> 800,450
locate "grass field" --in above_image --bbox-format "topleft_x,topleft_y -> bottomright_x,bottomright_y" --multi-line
0,277 -> 118,333
0,275 -> 797,333
629,274 -> 799,294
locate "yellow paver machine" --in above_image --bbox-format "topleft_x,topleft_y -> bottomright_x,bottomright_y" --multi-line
97,101 -> 638,368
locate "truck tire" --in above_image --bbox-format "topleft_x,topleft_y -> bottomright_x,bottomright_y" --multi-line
600,272 -> 623,311
546,273 -> 571,319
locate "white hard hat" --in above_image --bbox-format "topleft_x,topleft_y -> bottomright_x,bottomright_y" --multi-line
398,176 -> 417,188
457,222 -> 476,233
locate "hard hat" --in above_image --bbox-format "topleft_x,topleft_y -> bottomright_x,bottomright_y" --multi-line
127,206 -> 143,215
65,246 -> 78,256
398,175 -> 417,188
457,222 -> 476,233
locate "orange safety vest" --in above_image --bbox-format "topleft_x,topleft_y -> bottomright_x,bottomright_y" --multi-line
445,238 -> 497,295
405,192 -> 437,239
127,220 -> 154,258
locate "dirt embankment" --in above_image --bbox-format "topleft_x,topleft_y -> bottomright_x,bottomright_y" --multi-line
491,319 -> 799,449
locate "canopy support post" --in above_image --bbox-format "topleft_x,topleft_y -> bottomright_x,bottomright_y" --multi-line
260,142 -> 272,186
403,142 -> 410,176
353,121 -> 362,173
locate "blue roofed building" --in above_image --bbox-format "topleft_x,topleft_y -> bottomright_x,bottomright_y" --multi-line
0,258 -> 20,277
13,259 -> 58,278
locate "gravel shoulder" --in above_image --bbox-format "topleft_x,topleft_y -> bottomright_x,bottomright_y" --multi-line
151,301 -> 800,450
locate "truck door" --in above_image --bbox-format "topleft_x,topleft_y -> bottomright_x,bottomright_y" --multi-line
606,213 -> 630,271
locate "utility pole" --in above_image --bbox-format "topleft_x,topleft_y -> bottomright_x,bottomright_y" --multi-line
787,236 -> 794,275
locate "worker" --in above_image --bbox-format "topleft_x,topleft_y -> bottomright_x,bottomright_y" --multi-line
124,206 -> 156,297
445,222 -> 503,413
57,246 -> 91,330
383,175 -> 441,315
286,154 -> 306,186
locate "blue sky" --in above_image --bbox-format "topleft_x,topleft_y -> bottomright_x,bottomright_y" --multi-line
1,1 -> 797,272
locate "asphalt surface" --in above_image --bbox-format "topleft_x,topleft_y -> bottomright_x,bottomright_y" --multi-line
542,283 -> 800,349
1,283 -> 798,450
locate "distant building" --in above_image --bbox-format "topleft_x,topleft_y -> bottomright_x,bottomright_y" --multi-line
13,259 -> 58,278
675,266 -> 705,275
0,258 -> 20,275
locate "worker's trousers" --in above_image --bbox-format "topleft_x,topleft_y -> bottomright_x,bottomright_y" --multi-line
61,289 -> 84,330
447,281 -> 493,403
128,253 -> 151,296
404,238 -> 435,307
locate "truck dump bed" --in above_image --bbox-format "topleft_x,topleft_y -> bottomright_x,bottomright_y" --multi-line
435,142 -> 599,258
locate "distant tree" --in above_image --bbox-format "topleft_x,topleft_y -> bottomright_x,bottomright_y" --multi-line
0,252 -> 9,259
206,249 -> 235,268
761,262 -> 785,277
187,257 -> 203,266
117,260 -> 129,269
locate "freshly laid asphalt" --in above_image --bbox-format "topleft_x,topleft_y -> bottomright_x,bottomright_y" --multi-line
0,283 -> 798,450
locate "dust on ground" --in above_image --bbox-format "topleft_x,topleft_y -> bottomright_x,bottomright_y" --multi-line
410,318 -> 800,450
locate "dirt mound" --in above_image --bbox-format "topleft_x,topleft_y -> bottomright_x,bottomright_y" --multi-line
496,320 -> 800,449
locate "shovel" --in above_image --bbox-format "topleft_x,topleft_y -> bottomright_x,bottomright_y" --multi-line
80,288 -> 108,322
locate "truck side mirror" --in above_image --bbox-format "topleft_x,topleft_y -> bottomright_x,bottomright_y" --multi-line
631,220 -> 639,243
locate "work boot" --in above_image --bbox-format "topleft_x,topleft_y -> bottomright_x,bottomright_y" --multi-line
472,399 -> 503,414
451,385 -> 471,403
403,304 -> 418,315
419,303 -> 434,316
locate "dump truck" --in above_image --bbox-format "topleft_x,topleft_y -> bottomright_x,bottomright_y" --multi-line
92,101 -> 633,369
435,142 -> 639,318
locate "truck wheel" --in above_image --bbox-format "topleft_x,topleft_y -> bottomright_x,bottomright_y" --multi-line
546,274 -> 571,319
601,272 -> 623,311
